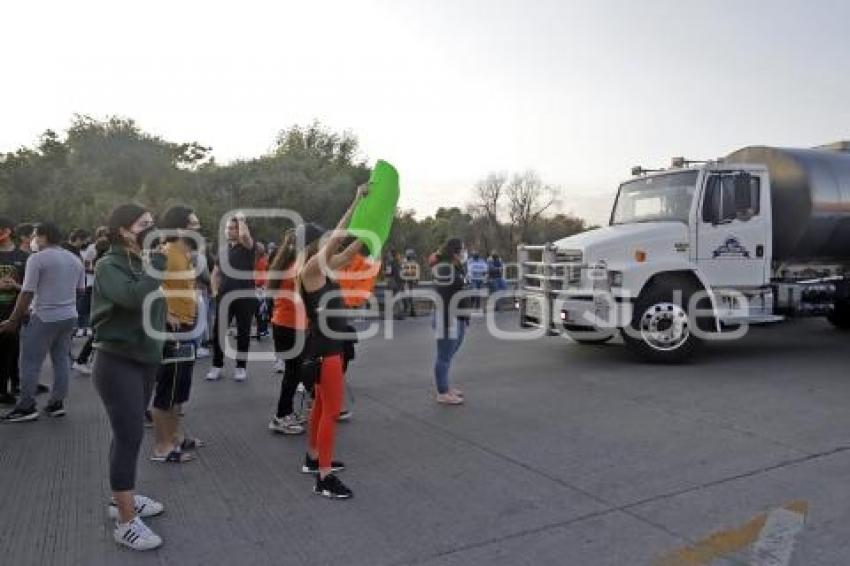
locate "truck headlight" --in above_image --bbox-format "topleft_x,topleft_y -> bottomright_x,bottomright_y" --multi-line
608,270 -> 623,288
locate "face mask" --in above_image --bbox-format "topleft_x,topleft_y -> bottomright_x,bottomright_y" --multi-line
30,240 -> 40,252
134,226 -> 157,249
460,250 -> 468,263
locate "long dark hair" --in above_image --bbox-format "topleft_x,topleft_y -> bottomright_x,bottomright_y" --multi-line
267,229 -> 297,290
107,203 -> 147,246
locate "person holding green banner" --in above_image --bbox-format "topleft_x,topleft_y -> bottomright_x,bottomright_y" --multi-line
297,183 -> 371,500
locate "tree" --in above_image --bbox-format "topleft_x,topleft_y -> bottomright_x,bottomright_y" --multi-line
506,170 -> 559,245
469,172 -> 509,252
275,121 -> 362,167
0,116 -> 591,266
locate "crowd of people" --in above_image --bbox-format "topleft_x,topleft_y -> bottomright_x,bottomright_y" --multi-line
0,192 -> 494,551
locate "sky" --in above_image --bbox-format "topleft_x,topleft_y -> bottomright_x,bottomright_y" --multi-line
2,0 -> 849,225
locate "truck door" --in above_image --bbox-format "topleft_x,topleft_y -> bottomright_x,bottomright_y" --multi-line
696,171 -> 769,287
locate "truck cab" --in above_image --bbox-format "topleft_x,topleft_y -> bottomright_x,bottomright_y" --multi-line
518,161 -> 776,362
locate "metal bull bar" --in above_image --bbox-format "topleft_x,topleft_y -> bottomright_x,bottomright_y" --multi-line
517,243 -> 561,332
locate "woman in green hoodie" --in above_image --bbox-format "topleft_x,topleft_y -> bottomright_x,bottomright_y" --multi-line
91,204 -> 167,551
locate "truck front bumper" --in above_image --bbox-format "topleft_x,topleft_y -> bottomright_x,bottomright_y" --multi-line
520,291 -> 633,334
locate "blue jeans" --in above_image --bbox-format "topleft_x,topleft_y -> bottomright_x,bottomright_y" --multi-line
434,317 -> 466,394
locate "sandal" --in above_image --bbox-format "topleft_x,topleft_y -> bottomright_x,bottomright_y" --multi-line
179,437 -> 205,451
151,449 -> 195,463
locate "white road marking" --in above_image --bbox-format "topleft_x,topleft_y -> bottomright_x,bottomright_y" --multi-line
750,507 -> 806,566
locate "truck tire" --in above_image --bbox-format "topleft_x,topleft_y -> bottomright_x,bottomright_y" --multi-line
827,300 -> 850,330
621,277 -> 704,363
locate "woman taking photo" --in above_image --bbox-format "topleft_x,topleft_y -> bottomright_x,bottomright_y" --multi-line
297,184 -> 368,499
430,237 -> 470,405
91,204 -> 167,550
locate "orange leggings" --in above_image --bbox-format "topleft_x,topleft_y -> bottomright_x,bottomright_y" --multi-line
308,353 -> 344,470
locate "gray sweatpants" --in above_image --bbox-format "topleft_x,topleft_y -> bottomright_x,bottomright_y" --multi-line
16,315 -> 76,410
92,350 -> 157,492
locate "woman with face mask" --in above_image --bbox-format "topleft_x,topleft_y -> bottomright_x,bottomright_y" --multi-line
90,204 -> 168,551
429,237 -> 470,405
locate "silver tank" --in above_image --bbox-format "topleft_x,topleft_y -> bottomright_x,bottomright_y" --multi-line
725,145 -> 850,262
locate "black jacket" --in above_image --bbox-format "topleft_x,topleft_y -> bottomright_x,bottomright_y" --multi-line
431,256 -> 470,328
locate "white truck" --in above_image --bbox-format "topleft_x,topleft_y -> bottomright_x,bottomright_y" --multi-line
517,143 -> 850,362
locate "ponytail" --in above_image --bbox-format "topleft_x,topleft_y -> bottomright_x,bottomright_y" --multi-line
267,229 -> 297,290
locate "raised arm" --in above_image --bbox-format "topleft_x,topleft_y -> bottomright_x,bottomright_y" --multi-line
235,213 -> 254,250
307,183 -> 368,276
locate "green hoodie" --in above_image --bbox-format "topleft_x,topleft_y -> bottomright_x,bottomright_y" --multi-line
91,245 -> 167,365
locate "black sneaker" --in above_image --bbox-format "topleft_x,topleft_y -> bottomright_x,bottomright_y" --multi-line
36,384 -> 49,395
3,406 -> 39,423
314,473 -> 353,499
301,453 -> 345,474
44,401 -> 66,418
0,393 -> 16,405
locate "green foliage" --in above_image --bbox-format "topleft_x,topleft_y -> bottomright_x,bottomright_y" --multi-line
0,117 -> 368,243
0,116 -> 589,257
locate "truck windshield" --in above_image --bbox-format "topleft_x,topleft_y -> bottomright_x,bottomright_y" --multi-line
611,170 -> 699,225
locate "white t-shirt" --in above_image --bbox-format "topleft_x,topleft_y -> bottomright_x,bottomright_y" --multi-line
81,243 -> 97,288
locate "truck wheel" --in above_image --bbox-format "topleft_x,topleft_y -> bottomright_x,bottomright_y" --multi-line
622,277 -> 703,363
827,300 -> 850,330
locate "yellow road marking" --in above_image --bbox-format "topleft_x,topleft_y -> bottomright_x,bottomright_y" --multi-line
654,501 -> 808,566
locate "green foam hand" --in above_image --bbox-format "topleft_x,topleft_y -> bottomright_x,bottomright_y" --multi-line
348,159 -> 400,257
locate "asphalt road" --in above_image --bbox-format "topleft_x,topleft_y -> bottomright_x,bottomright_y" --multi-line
1,313 -> 849,565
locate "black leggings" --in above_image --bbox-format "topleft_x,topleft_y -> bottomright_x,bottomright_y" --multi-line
93,350 -> 156,492
273,325 -> 310,418
0,329 -> 20,395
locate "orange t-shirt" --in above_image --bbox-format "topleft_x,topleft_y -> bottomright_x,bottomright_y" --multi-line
271,277 -> 307,330
255,256 -> 269,287
338,254 -> 380,308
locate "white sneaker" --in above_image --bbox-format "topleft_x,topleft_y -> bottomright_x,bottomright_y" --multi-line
72,362 -> 92,375
113,517 -> 162,551
195,347 -> 210,359
272,358 -> 285,373
108,494 -> 164,520
233,368 -> 248,382
268,415 -> 305,435
205,367 -> 223,381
